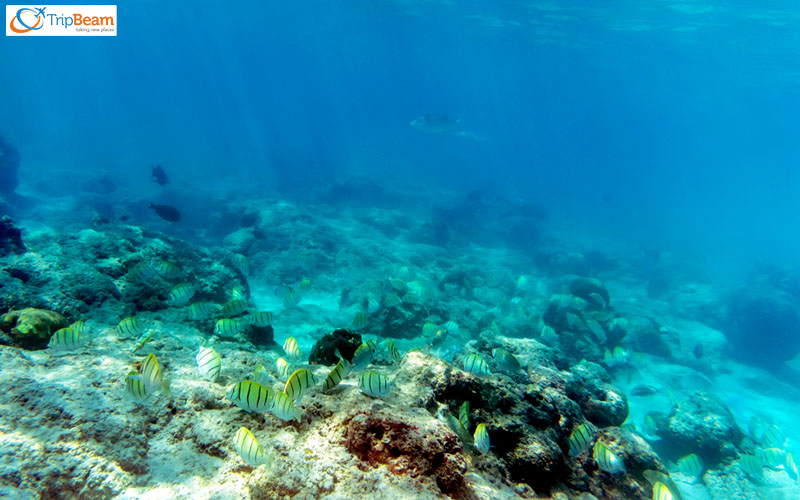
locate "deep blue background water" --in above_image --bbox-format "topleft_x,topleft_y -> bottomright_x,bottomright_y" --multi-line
3,1 -> 800,275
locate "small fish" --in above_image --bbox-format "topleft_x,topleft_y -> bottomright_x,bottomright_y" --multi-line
757,448 -> 786,469
231,283 -> 247,300
386,339 -> 403,363
253,364 -> 271,386
463,353 -> 491,376
127,261 -> 155,283
271,390 -> 302,421
630,385 -> 659,397
131,331 -> 154,354
407,281 -> 431,300
141,353 -> 170,396
196,346 -> 221,382
187,302 -> 214,320
150,164 -> 168,186
569,423 -> 597,456
593,441 -> 625,474
167,283 -> 195,305
402,293 -> 420,305
492,348 -> 522,374
739,454 -> 764,481
786,452 -> 798,482
652,482 -> 674,500
125,370 -> 148,402
643,471 -> 684,500
231,253 -> 249,275
443,320 -> 459,336
358,371 -> 390,397
117,317 -> 142,337
432,329 -> 447,347
761,424 -> 785,449
69,320 -> 88,335
351,311 -> 368,330
285,368 -> 317,403
154,260 -> 181,280
283,288 -> 301,309
215,318 -> 248,336
323,357 -> 352,392
149,202 -> 180,222
248,311 -> 273,327
540,325 -> 558,344
222,299 -> 247,317
383,293 -> 402,308
458,401 -> 470,431
233,427 -> 269,467
437,407 -> 473,445
226,381 -> 275,413
48,327 -> 86,350
676,453 -> 703,480
276,357 -> 291,380
350,341 -> 376,371
422,322 -> 439,337
473,423 -> 490,455
297,279 -> 312,293
389,278 -> 407,292
603,346 -> 631,366
283,337 -> 302,360
410,113 -> 461,134
365,294 -> 381,313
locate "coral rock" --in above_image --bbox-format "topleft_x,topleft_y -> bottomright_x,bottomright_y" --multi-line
1,308 -> 66,349
565,361 -> 629,427
309,328 -> 362,365
663,391 -> 742,465
569,277 -> 610,311
0,216 -> 25,255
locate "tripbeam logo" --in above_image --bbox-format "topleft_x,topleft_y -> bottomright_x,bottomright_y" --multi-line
7,5 -> 117,36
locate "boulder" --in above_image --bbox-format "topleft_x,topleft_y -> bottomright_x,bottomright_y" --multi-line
1,308 -> 67,349
308,328 -> 361,365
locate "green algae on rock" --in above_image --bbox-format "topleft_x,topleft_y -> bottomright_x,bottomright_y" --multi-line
1,307 -> 67,349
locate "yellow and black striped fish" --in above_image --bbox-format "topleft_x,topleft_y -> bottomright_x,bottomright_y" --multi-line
233,427 -> 269,467
458,401 -> 470,431
358,371 -> 390,398
69,320 -> 88,335
48,327 -> 86,351
141,353 -> 170,396
474,423 -> 490,455
569,422 -> 597,456
739,454 -> 763,481
167,283 -> 195,305
117,317 -> 142,337
593,440 -> 625,473
652,482 -> 674,500
383,293 -> 402,308
297,279 -> 312,294
248,311 -> 273,327
222,299 -> 247,317
276,357 -> 291,380
187,301 -> 214,320
284,368 -> 317,403
422,322 -> 439,337
283,337 -> 302,360
786,451 -> 798,482
125,370 -> 148,402
231,253 -> 249,275
127,260 -> 154,283
761,424 -> 785,449
271,390 -> 302,422
283,289 -> 301,309
196,346 -> 221,382
757,448 -> 786,469
463,353 -> 491,376
676,453 -> 703,480
351,311 -> 368,330
131,331 -> 154,354
214,318 -> 247,336
386,339 -> 403,363
323,357 -> 352,392
226,380 -> 275,413
155,260 -> 181,280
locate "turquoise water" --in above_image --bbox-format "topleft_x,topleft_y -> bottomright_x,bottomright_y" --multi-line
2,2 -> 800,499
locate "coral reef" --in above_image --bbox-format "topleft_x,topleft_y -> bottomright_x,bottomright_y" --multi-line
0,216 -> 24,255
1,307 -> 66,349
309,328 -> 362,365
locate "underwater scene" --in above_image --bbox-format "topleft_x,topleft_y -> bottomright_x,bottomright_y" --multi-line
3,1 -> 800,499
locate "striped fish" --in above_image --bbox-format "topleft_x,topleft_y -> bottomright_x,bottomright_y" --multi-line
284,368 -> 317,403
422,323 -> 439,337
226,380 -> 275,413
437,407 -> 473,445
231,283 -> 247,300
443,320 -> 459,336
283,289 -> 301,309
252,364 -> 270,386
676,453 -> 703,479
365,295 -> 381,313
351,311 -> 368,330
473,423 -> 490,455
389,278 -> 408,292
351,340 -> 376,371
463,353 -> 491,376
276,357 -> 291,380
458,401 -> 470,431
215,318 -> 248,336
297,279 -> 312,293
155,260 -> 181,280
141,353 -> 170,396
271,391 -> 302,422
248,311 -> 273,327
231,253 -> 249,275
187,301 -> 214,320
540,325 -> 558,344
283,337 -> 302,360
233,427 -> 269,467
358,371 -> 390,398
125,370 -> 148,402
323,357 -> 352,392
48,327 -> 86,350
167,283 -> 195,305
196,346 -> 221,382
402,292 -> 420,305
652,482 -> 674,500
131,331 -> 154,354
757,447 -> 786,469
386,339 -> 403,363
383,293 -> 402,308
69,320 -> 88,335
740,454 -> 763,481
569,423 -> 597,456
127,260 -> 154,283
762,424 -> 785,449
222,299 -> 247,317
117,317 -> 142,337
786,452 -> 798,482
593,441 -> 625,473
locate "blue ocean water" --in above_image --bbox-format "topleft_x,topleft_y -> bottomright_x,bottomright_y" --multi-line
3,2 -> 800,499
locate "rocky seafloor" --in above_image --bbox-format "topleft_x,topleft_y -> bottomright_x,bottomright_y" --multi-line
1,196 -> 799,500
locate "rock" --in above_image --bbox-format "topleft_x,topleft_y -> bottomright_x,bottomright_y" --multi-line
662,391 -> 742,465
565,361 -> 629,428
222,228 -> 256,255
245,324 -> 274,347
505,432 -> 565,493
569,277 -> 610,311
342,409 -> 467,497
1,308 -> 67,349
0,216 -> 25,255
308,328 -> 362,365
0,134 -> 20,196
